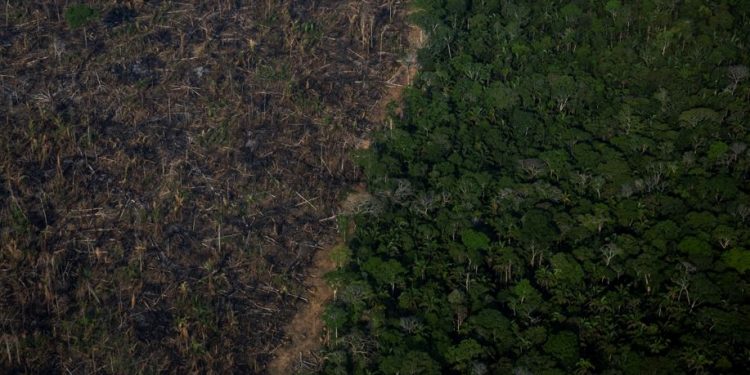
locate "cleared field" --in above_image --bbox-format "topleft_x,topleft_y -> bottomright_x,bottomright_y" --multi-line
0,1 -> 411,373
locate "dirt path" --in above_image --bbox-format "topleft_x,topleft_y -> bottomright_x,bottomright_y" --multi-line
267,18 -> 425,375
265,239 -> 338,374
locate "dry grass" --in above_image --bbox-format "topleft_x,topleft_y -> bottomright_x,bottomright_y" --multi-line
0,0 -> 411,373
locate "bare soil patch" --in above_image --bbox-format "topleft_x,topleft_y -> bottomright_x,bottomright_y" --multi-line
370,22 -> 425,125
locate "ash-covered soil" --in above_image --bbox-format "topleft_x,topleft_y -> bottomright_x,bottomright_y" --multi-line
0,1 -> 411,373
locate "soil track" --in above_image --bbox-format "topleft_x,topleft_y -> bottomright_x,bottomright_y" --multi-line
267,15 -> 424,375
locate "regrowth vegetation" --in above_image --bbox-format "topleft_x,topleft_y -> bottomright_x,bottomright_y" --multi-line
64,5 -> 98,29
324,0 -> 750,374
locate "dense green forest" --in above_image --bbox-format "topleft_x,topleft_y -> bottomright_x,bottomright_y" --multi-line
322,0 -> 750,373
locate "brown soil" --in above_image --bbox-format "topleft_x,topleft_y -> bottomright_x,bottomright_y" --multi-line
370,22 -> 425,125
266,10 -> 424,375
265,234 -> 337,375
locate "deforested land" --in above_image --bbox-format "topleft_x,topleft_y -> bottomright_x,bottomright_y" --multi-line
0,1 -> 413,373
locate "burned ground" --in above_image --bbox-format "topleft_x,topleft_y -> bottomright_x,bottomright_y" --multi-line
0,1 -> 410,373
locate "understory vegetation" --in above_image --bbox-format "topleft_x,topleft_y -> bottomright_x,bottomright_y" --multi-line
324,0 -> 750,374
